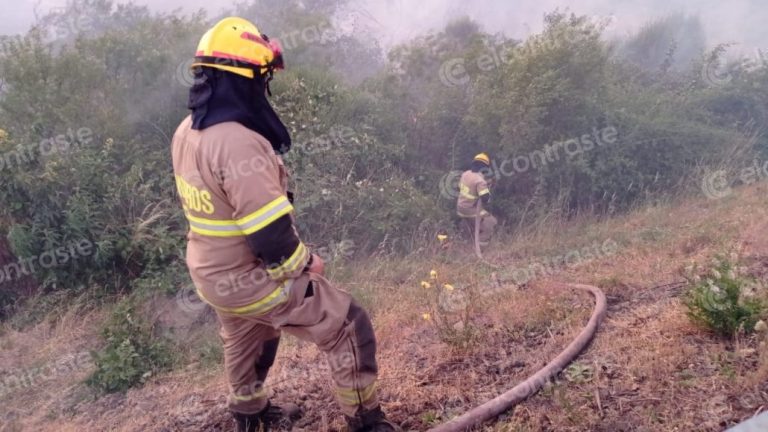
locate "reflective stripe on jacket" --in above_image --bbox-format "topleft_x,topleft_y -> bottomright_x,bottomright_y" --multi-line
171,116 -> 309,311
456,170 -> 490,218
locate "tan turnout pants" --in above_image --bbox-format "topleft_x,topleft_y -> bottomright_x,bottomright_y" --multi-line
216,274 -> 380,416
461,212 -> 497,244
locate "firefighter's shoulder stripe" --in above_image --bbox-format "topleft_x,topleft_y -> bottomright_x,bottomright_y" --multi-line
185,195 -> 293,237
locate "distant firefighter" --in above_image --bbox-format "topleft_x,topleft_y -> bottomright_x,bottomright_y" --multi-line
457,153 -> 498,245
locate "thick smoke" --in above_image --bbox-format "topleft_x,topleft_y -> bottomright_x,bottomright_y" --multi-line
3,0 -> 765,51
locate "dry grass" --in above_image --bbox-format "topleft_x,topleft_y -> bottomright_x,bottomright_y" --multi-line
3,184 -> 768,431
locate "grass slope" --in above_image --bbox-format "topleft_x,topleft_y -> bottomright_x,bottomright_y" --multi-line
2,183 -> 768,431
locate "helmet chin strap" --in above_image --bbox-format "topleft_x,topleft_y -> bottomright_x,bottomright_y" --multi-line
265,70 -> 275,97
261,33 -> 283,98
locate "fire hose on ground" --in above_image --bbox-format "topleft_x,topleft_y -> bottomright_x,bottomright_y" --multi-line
426,206 -> 608,432
427,283 -> 607,431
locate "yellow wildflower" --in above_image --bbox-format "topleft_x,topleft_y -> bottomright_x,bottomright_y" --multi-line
430,270 -> 438,280
437,234 -> 448,243
422,313 -> 432,321
420,281 -> 431,289
443,284 -> 455,292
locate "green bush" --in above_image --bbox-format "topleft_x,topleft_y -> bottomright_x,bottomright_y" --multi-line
87,297 -> 173,393
684,260 -> 764,337
0,5 -> 197,299
0,1 -> 767,335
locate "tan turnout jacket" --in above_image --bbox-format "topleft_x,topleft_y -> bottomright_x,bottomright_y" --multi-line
457,170 -> 491,217
171,116 -> 309,314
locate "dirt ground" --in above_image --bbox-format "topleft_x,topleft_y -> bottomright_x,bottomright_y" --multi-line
2,184 -> 768,432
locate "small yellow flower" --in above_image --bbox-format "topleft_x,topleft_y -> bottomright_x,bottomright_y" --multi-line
420,281 -> 432,289
422,313 -> 432,321
437,234 -> 448,243
443,284 -> 455,292
430,270 -> 438,280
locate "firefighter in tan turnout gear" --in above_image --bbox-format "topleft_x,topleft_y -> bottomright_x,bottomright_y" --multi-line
172,17 -> 400,432
457,153 -> 498,245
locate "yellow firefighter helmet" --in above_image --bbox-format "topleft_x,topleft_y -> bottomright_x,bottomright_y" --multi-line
191,17 -> 284,79
474,153 -> 491,166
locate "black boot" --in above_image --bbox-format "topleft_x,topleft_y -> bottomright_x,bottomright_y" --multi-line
233,402 -> 301,432
345,406 -> 402,432
233,411 -> 264,432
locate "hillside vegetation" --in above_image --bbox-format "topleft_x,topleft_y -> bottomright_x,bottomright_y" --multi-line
2,180 -> 768,431
1,0 -> 767,431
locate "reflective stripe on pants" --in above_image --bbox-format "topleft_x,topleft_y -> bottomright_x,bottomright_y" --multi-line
217,275 -> 380,416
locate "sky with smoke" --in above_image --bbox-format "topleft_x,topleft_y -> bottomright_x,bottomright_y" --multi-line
2,0 -> 766,50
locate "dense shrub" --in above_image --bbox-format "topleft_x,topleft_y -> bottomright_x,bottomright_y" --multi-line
0,1 -> 765,314
684,259 -> 764,337
88,296 -> 173,393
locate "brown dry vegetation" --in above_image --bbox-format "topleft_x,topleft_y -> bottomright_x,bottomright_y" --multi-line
3,183 -> 768,432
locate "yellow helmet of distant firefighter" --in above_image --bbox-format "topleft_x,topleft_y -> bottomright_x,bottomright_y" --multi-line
474,153 -> 491,166
191,17 -> 284,79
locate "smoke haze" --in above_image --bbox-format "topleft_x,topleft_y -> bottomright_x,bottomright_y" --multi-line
3,0 -> 766,52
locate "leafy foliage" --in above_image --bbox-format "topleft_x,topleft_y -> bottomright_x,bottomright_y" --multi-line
0,4 -> 200,301
684,259 -> 764,337
0,2 -> 766,327
87,296 -> 173,393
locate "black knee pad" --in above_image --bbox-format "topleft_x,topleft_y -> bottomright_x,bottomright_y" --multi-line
347,301 -> 378,375
254,337 -> 280,379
